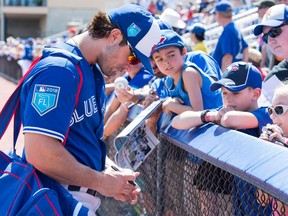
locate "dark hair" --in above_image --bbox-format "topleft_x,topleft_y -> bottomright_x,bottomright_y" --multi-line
194,33 -> 205,41
87,12 -> 126,46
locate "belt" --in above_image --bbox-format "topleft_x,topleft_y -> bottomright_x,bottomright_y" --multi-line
68,185 -> 97,197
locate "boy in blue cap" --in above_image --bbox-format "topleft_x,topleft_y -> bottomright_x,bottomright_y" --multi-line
150,29 -> 222,115
172,61 -> 272,216
18,4 -> 161,214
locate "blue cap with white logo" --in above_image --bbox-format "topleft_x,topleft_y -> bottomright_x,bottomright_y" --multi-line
150,29 -> 185,56
109,4 -> 161,73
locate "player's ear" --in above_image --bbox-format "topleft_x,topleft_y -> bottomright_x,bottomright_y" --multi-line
109,29 -> 122,44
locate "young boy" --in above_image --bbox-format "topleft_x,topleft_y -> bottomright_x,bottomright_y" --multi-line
172,61 -> 271,136
172,61 -> 272,215
150,29 -> 222,115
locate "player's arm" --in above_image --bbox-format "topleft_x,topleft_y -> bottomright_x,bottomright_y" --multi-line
24,133 -> 140,204
104,96 -> 121,124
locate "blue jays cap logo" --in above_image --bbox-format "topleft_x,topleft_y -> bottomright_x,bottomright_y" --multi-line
32,84 -> 60,116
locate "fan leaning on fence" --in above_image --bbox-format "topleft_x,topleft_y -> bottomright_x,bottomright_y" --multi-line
0,4 -> 162,215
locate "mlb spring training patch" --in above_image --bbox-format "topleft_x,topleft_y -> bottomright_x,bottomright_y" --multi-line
32,84 -> 60,116
127,23 -> 141,37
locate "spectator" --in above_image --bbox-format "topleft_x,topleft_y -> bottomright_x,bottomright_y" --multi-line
254,4 -> 288,82
151,29 -> 222,113
256,0 -> 276,69
104,62 -> 153,140
189,23 -> 208,53
248,47 -> 268,80
159,8 -> 186,34
19,4 -> 161,214
17,37 -> 34,76
172,61 -> 272,216
211,1 -> 249,72
259,84 -> 288,215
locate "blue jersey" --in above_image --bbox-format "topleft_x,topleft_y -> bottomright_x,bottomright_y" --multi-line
212,22 -> 248,69
164,62 -> 222,109
20,42 -> 107,172
185,51 -> 222,80
124,66 -> 153,89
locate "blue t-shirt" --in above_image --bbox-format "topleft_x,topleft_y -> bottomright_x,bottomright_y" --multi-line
20,42 -> 107,172
212,22 -> 248,69
185,51 -> 222,80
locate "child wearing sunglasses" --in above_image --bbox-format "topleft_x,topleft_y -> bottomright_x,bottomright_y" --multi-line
258,85 -> 288,215
260,85 -> 288,147
172,61 -> 273,216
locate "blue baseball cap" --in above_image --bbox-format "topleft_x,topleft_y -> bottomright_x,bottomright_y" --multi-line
210,62 -> 262,92
156,18 -> 173,30
190,23 -> 206,36
254,4 -> 288,36
210,1 -> 233,14
109,4 -> 161,73
150,29 -> 185,56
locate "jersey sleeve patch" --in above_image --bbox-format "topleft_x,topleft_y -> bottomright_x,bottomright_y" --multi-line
32,84 -> 60,116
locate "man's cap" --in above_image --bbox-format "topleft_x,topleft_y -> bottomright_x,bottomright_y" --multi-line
159,8 -> 186,29
256,0 -> 275,9
156,18 -> 173,30
254,4 -> 288,36
150,29 -> 185,56
190,23 -> 206,36
210,62 -> 262,92
109,4 -> 161,73
210,1 -> 233,14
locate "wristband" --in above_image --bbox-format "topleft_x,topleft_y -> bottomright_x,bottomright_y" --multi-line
200,110 -> 210,124
205,113 -> 211,122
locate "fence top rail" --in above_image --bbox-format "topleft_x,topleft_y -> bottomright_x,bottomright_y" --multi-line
161,123 -> 288,203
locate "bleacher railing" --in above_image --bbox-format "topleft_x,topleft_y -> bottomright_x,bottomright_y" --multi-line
99,123 -> 288,216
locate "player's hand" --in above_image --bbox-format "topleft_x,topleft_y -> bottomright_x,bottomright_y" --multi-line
115,86 -> 134,103
97,168 -> 141,204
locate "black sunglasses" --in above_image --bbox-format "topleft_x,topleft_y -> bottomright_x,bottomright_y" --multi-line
262,22 -> 287,44
268,104 -> 288,116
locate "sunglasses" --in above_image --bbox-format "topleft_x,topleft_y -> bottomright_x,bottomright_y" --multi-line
262,22 -> 287,44
268,104 -> 288,116
127,43 -> 141,65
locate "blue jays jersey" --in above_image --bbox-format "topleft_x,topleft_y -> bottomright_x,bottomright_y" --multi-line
20,42 -> 106,172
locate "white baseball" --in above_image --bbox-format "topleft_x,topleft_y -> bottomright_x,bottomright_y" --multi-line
114,77 -> 128,90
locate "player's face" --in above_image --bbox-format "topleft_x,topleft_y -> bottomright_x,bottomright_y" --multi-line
263,24 -> 288,59
222,87 -> 255,111
98,40 -> 131,77
270,93 -> 288,134
152,46 -> 185,78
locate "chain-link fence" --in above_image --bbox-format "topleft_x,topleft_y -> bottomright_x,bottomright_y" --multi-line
97,125 -> 288,216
